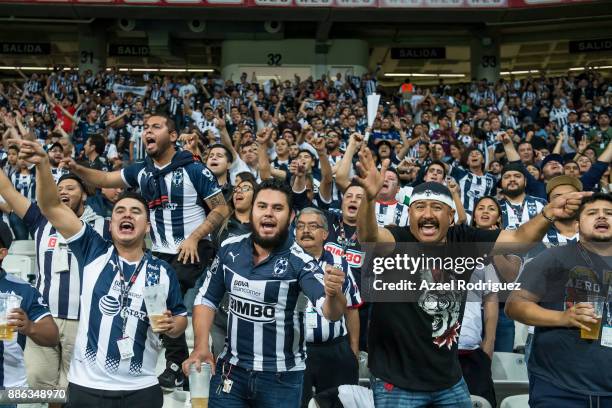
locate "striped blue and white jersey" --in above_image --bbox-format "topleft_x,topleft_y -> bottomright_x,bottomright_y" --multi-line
23,204 -> 109,320
499,195 -> 547,230
65,223 -> 186,391
375,200 -> 409,227
0,269 -> 50,388
11,170 -> 36,202
121,158 -> 221,254
305,251 -> 361,344
51,167 -> 69,184
195,233 -> 328,372
451,167 -> 497,216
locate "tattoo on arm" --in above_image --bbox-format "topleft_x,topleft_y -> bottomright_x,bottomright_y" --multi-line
205,192 -> 225,210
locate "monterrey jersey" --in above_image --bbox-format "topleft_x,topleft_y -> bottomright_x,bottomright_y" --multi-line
195,233 -> 327,372
0,269 -> 50,388
323,210 -> 365,289
66,223 -> 186,390
121,158 -> 221,254
305,251 -> 361,344
375,200 -> 409,227
190,111 -> 220,140
11,170 -> 36,202
451,167 -> 497,215
499,195 -> 547,230
51,167 -> 69,183
24,204 -> 109,320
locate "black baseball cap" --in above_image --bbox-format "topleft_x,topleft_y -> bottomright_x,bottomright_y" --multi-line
57,173 -> 87,192
46,142 -> 63,152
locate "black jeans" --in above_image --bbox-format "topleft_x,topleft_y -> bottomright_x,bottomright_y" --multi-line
153,239 -> 215,369
66,383 -> 163,408
301,336 -> 359,408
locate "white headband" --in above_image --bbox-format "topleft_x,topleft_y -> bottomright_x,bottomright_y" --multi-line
409,189 -> 456,211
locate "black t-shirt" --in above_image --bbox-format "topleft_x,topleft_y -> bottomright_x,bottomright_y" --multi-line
368,224 -> 500,391
519,243 -> 612,395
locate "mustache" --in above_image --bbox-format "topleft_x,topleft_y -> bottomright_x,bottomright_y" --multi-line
418,218 -> 440,228
301,234 -> 315,240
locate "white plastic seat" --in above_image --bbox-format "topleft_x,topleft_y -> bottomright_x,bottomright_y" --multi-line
492,352 -> 529,403
500,394 -> 530,408
492,352 -> 528,381
2,254 -> 34,283
8,240 -> 36,257
163,390 -> 189,407
471,395 -> 492,408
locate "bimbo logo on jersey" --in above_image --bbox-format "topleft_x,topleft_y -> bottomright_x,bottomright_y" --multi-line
324,243 -> 364,267
229,294 -> 276,323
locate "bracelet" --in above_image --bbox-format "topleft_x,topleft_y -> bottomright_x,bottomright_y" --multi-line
542,212 -> 555,224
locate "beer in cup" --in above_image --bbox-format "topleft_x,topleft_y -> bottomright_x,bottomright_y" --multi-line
580,295 -> 605,340
0,293 -> 22,341
143,284 -> 167,332
189,362 -> 212,408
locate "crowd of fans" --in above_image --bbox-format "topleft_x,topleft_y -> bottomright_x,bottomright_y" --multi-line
0,65 -> 610,408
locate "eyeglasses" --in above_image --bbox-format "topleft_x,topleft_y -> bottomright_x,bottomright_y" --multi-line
296,223 -> 324,231
234,186 -> 253,193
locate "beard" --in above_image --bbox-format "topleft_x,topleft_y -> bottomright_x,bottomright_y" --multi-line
251,219 -> 290,250
502,185 -> 525,199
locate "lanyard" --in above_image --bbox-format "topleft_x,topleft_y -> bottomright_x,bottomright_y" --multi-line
114,252 -> 147,336
337,220 -> 358,256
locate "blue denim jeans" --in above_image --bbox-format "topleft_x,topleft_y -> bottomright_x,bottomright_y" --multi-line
372,377 -> 472,408
495,304 -> 516,352
209,359 -> 303,408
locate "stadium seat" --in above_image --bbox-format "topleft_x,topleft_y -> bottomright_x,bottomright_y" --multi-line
307,397 -> 319,408
2,254 -> 34,283
358,351 -> 370,378
492,352 -> 528,381
500,394 -> 529,408
471,395 -> 493,408
8,240 -> 36,257
492,352 -> 529,403
163,389 -> 189,407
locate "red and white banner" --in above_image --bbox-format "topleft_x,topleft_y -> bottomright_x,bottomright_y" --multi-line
0,0 -> 596,7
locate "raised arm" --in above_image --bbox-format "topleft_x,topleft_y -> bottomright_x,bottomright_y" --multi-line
216,119 -> 237,162
105,109 -> 130,127
353,146 -> 396,250
198,80 -> 211,99
335,133 -> 361,193
273,93 -> 284,121
74,85 -> 82,107
447,178 -> 467,225
500,132 -> 520,162
312,137 -> 332,203
183,93 -> 193,116
62,158 -> 126,188
552,132 -> 564,155
495,191 -> 593,251
256,128 -> 274,181
17,140 -> 82,239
